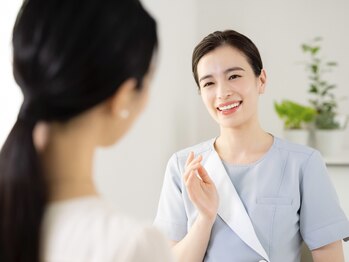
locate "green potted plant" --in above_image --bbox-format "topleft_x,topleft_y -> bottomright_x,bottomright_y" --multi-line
274,100 -> 316,145
301,37 -> 347,155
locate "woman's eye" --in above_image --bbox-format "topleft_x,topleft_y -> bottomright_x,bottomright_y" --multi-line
229,75 -> 240,80
203,82 -> 214,88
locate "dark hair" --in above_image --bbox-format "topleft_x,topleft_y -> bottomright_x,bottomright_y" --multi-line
0,0 -> 157,261
192,30 -> 263,88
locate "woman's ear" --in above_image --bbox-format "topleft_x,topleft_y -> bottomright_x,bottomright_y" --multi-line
258,69 -> 267,94
33,121 -> 50,153
108,78 -> 138,118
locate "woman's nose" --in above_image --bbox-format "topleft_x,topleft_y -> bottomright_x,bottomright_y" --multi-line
217,82 -> 232,99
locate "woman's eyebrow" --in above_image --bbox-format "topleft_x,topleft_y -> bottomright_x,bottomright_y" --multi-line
199,67 -> 245,83
224,66 -> 245,74
199,74 -> 213,83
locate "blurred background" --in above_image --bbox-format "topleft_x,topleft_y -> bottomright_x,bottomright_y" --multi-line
1,0 -> 348,225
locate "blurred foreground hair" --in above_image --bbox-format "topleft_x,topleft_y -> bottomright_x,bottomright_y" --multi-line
0,0 -> 157,261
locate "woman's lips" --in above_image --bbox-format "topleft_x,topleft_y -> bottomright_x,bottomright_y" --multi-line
217,101 -> 242,115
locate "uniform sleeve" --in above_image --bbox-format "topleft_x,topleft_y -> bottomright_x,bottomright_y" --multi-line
299,150 -> 349,250
154,153 -> 188,241
121,226 -> 174,262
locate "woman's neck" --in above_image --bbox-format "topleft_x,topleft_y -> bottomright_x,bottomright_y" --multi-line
215,123 -> 273,164
41,123 -> 98,202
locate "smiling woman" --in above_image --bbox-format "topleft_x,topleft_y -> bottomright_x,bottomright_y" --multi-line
154,30 -> 349,262
197,45 -> 266,129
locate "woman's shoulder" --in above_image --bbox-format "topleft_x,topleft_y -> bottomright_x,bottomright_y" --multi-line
173,138 -> 215,159
270,136 -> 328,171
42,196 -> 173,261
43,196 -> 157,238
44,196 -> 135,227
273,136 -> 317,158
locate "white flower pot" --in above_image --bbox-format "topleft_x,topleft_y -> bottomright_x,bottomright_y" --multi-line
284,129 -> 309,145
314,129 -> 345,156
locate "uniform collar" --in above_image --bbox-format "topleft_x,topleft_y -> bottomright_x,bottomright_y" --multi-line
204,144 -> 270,261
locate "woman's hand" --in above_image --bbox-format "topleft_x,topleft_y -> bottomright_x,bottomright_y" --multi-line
183,152 -> 219,222
171,152 -> 218,262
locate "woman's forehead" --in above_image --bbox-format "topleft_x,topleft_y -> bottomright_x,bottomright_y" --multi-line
197,45 -> 250,77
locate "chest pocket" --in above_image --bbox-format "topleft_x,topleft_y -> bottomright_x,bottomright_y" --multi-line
256,197 -> 293,206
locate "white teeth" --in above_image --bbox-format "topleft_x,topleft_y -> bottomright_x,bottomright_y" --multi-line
218,102 -> 240,111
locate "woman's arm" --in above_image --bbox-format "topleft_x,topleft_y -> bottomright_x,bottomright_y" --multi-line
171,215 -> 215,262
171,152 -> 218,262
311,240 -> 345,262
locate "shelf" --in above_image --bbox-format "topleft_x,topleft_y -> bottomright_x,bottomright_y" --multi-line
324,151 -> 349,166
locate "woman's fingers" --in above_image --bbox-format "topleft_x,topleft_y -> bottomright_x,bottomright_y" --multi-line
183,154 -> 219,220
185,151 -> 195,167
184,163 -> 200,183
186,165 -> 213,188
196,165 -> 213,184
184,153 -> 203,182
185,154 -> 202,171
186,171 -> 202,200
185,162 -> 219,220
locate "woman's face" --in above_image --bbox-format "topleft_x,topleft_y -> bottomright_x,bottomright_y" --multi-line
197,45 -> 266,129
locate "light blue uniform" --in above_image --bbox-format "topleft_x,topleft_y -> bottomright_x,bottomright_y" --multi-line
154,137 -> 349,262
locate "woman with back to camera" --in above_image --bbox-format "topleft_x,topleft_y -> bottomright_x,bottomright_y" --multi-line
155,30 -> 349,262
0,0 -> 173,261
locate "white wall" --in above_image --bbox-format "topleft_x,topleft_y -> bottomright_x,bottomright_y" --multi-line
1,0 -> 348,228
0,0 -> 22,147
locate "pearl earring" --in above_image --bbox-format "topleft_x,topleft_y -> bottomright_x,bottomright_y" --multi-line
119,109 -> 129,119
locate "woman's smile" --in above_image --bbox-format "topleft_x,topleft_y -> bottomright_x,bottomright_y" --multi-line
217,101 -> 243,115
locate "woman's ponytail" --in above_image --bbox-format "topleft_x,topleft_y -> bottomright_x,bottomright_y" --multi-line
0,118 -> 47,262
1,0 -> 158,260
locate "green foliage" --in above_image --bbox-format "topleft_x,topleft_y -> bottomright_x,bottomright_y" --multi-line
302,37 -> 339,129
274,100 -> 316,129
